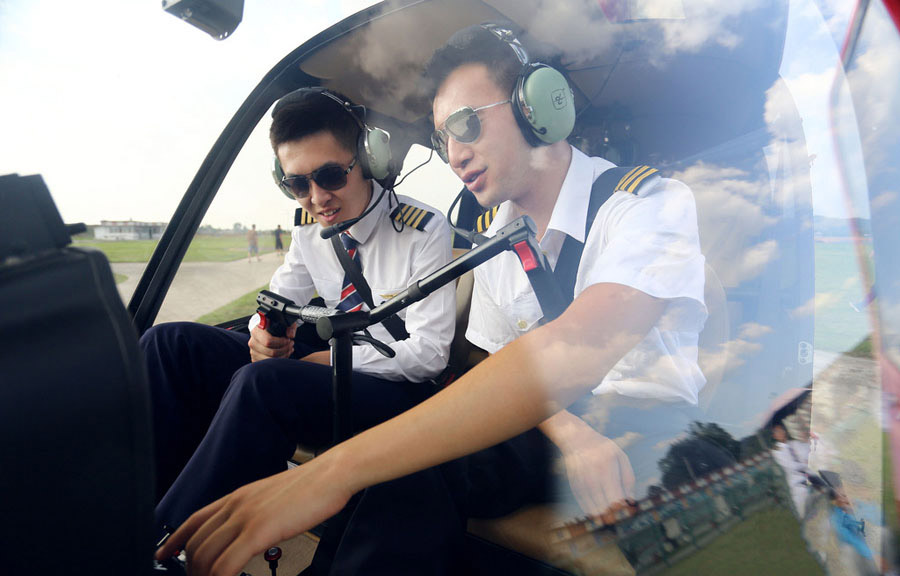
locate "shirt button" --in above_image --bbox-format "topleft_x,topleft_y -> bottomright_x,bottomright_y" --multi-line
517,319 -> 528,330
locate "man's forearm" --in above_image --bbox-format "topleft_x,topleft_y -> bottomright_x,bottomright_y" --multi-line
323,282 -> 664,493
155,283 -> 664,573
538,409 -> 596,451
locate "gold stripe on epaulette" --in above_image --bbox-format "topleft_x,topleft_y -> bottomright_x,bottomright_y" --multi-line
294,207 -> 317,226
476,206 -> 500,233
407,207 -> 424,226
411,207 -> 429,229
391,203 -> 434,231
616,166 -> 660,196
393,204 -> 419,225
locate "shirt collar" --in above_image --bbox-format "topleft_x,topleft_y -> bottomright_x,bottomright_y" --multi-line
544,146 -> 595,243
345,181 -> 384,244
488,146 -> 615,242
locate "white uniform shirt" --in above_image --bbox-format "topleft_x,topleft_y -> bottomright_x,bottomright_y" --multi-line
256,187 -> 456,383
466,146 -> 708,404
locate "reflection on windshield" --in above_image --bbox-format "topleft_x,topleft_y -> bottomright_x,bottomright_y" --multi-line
145,1 -> 900,573
458,1 -> 889,574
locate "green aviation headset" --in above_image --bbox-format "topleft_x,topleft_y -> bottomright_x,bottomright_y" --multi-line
271,87 -> 395,200
479,22 -> 576,147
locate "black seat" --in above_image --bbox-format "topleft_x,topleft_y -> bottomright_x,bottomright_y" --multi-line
0,174 -> 156,575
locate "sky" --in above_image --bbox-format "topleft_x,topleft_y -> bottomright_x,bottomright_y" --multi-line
0,0 -> 876,232
0,0 -> 445,230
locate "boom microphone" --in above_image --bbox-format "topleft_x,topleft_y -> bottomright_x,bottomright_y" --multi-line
319,217 -> 357,240
319,185 -> 389,240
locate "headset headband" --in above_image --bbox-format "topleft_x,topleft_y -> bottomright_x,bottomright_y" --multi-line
316,90 -> 369,131
475,22 -> 576,147
480,23 -> 530,66
271,87 -> 395,195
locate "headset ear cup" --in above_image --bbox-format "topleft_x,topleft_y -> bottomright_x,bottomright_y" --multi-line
359,126 -> 393,182
272,155 -> 295,201
516,64 -> 575,145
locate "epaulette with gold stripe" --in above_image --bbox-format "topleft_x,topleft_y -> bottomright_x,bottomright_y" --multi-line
294,207 -> 317,226
475,206 -> 500,233
391,203 -> 434,231
615,166 -> 660,196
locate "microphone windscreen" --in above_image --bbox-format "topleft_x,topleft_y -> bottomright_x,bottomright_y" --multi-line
320,219 -> 356,239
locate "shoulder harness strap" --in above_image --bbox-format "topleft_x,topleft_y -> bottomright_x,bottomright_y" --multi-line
294,207 -> 317,226
553,166 -> 659,307
390,203 -> 435,231
329,234 -> 409,341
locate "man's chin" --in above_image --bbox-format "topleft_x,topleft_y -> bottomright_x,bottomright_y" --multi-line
472,188 -> 497,209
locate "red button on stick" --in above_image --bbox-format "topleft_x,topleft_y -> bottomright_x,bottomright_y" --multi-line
513,241 -> 538,271
265,546 -> 282,576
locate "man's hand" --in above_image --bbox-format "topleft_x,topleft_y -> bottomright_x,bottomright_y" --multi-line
300,350 -> 331,365
248,323 -> 297,362
155,452 -> 355,576
540,411 -> 635,516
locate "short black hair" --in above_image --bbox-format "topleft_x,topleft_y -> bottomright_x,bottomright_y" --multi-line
269,88 -> 360,155
423,23 -> 522,102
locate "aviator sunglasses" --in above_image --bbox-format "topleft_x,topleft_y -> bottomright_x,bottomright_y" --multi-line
431,100 -> 511,163
280,157 -> 358,199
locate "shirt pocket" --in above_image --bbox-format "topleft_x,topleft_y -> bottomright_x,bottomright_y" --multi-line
499,290 -> 544,335
311,275 -> 343,308
371,284 -> 407,311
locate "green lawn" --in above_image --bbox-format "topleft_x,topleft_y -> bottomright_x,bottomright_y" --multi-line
660,506 -> 823,576
196,284 -> 268,326
73,234 -> 289,263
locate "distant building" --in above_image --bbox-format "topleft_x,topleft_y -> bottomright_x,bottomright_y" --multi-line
94,220 -> 167,241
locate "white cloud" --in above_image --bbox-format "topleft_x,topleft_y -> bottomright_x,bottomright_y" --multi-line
738,322 -> 773,340
871,190 -> 898,212
671,162 -> 782,286
696,325 -> 768,378
843,5 -> 900,179
790,292 -> 842,318
0,0 -> 378,229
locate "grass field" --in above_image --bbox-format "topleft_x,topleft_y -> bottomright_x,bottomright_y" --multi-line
660,506 -> 823,576
196,284 -> 268,326
74,234 -> 288,263
89,233 -> 874,360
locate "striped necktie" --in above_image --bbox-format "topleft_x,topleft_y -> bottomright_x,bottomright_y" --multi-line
337,232 -> 365,312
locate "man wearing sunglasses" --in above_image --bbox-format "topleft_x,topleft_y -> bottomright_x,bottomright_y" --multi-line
142,88 -> 456,545
157,24 -> 707,576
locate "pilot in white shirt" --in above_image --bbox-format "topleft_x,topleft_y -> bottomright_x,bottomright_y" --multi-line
261,185 -> 455,382
468,146 -> 707,404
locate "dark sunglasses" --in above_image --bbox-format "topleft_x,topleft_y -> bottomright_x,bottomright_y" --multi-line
430,100 -> 510,163
280,157 -> 357,199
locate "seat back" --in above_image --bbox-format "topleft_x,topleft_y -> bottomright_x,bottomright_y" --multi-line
447,248 -> 488,377
0,174 -> 156,575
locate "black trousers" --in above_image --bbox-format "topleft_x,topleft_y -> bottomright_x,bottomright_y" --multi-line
303,428 -> 552,576
313,394 -> 733,576
141,321 -> 429,537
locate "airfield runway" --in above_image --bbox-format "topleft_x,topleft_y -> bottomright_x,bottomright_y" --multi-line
111,252 -> 321,571
111,251 -> 282,325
